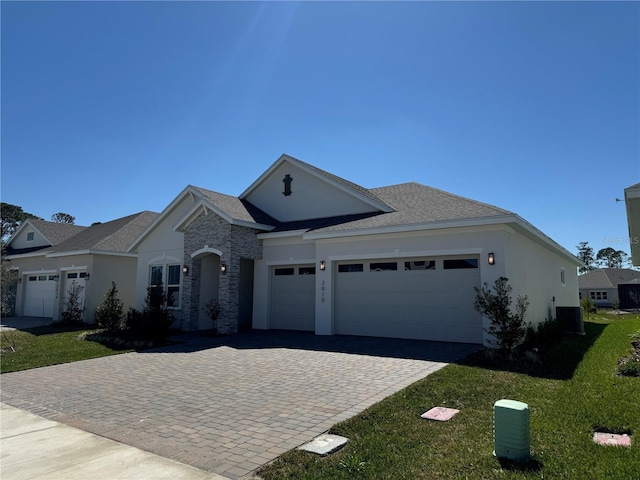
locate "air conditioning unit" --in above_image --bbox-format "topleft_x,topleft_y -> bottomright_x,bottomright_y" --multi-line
493,399 -> 530,461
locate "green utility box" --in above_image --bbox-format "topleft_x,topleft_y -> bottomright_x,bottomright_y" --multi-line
493,399 -> 530,460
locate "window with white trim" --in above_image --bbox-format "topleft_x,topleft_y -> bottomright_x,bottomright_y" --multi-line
149,264 -> 182,308
27,232 -> 34,241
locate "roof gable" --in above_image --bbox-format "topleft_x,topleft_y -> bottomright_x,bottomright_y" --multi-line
6,218 -> 86,254
239,154 -> 394,222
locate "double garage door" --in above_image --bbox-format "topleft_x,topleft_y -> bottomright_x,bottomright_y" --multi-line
269,256 -> 483,344
335,257 -> 483,344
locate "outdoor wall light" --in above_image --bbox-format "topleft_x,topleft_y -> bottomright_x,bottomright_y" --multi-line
488,253 -> 495,265
182,266 -> 189,275
85,273 -> 90,280
320,260 -> 326,271
220,264 -> 227,274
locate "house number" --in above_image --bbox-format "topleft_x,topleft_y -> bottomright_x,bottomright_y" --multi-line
321,280 -> 326,302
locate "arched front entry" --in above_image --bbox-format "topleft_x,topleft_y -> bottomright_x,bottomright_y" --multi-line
191,248 -> 222,331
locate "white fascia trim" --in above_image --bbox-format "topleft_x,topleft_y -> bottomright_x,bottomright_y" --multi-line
264,258 -> 317,266
5,250 -> 51,260
232,219 -> 275,231
46,250 -> 137,258
239,154 -> 394,213
22,269 -> 57,275
304,215 -> 515,240
128,185 -> 201,252
257,229 -> 309,239
510,215 -> 582,266
625,184 -> 640,199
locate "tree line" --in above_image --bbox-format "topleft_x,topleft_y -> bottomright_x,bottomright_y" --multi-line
576,241 -> 632,273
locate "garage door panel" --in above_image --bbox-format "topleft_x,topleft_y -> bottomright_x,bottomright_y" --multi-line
23,275 -> 56,318
270,265 -> 315,331
335,257 -> 483,344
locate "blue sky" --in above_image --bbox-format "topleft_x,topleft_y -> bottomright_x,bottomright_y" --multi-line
2,1 -> 638,257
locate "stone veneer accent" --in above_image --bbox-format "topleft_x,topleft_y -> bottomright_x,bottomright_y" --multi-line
182,212 -> 263,333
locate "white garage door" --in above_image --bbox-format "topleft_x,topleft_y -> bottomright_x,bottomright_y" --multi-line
334,257 -> 483,344
23,274 -> 56,317
270,265 -> 315,331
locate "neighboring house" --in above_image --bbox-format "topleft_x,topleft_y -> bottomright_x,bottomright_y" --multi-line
577,268 -> 640,308
129,154 -> 580,346
625,183 -> 640,266
5,212 -> 158,321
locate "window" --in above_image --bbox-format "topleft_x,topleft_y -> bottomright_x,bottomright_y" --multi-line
338,263 -> 363,273
275,268 -> 295,276
561,269 -> 566,285
579,292 -> 582,300
149,264 -> 181,308
299,267 -> 316,275
38,275 -> 47,281
79,272 -> 88,279
443,259 -> 478,269
67,272 -> 78,279
404,260 -> 435,271
370,262 -> 397,272
589,291 -> 608,301
28,276 -> 37,281
26,232 -> 34,241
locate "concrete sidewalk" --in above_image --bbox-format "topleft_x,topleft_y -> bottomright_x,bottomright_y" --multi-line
0,403 -> 230,480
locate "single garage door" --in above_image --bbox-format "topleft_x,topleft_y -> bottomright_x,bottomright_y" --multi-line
23,274 -> 56,317
334,256 -> 483,344
270,265 -> 315,331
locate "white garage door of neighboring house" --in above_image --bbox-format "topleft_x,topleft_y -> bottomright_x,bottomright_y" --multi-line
23,274 -> 56,317
270,265 -> 315,331
334,257 -> 483,344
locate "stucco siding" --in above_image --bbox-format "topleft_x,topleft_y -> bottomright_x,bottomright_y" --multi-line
504,232 -> 579,329
91,255 -> 138,322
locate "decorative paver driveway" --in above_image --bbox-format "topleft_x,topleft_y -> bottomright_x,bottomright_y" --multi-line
0,330 -> 478,479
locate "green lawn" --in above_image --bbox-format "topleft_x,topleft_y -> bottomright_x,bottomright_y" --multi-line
0,324 -> 133,374
258,314 -> 640,480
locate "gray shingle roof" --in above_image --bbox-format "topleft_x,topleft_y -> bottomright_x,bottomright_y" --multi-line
48,211 -> 158,254
301,182 -> 512,233
29,219 -> 86,245
192,186 -> 276,226
578,268 -> 640,289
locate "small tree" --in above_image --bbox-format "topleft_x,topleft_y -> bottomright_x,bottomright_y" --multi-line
580,296 -> 595,319
203,299 -> 222,333
474,277 -> 529,354
60,281 -> 84,324
95,282 -> 125,331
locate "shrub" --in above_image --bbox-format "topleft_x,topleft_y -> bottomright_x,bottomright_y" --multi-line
581,296 -> 595,318
523,318 -> 564,351
60,281 -> 84,325
474,276 -> 529,355
125,286 -> 173,343
95,282 -> 125,331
